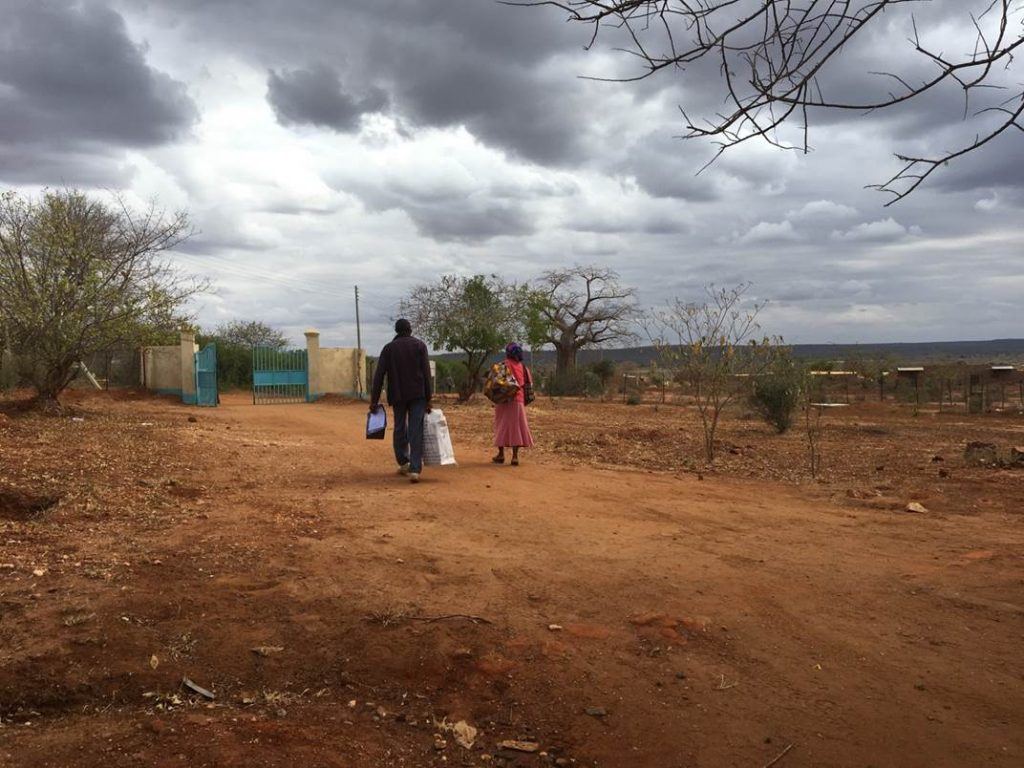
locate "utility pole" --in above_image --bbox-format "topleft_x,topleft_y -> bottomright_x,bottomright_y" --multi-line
354,285 -> 364,399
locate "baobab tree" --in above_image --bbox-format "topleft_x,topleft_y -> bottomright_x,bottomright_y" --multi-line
528,265 -> 638,375
522,0 -> 1024,202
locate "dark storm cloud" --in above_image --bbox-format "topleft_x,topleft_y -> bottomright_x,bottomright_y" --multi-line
391,55 -> 583,166
373,0 -> 598,166
113,0 -> 598,165
0,146 -> 135,187
0,0 -> 195,185
267,64 -> 388,132
349,182 -> 535,243
570,208 -> 691,236
407,201 -> 534,243
931,131 -> 1024,194
621,132 -> 722,202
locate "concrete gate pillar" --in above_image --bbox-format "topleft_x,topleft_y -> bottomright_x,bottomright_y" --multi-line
305,329 -> 321,401
180,331 -> 198,404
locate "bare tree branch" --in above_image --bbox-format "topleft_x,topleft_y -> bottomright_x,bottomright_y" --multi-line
516,0 -> 1024,200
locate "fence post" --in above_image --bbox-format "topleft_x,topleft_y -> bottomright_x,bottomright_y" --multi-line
180,331 -> 197,404
305,329 -> 321,401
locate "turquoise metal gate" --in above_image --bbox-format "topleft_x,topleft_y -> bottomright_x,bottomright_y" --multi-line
252,347 -> 309,404
194,343 -> 218,407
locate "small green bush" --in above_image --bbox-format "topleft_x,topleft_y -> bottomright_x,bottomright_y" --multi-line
626,393 -> 641,406
434,359 -> 467,393
749,360 -> 802,433
545,370 -> 604,398
589,359 -> 617,389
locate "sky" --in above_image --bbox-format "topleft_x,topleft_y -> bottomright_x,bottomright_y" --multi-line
1,0 -> 1022,352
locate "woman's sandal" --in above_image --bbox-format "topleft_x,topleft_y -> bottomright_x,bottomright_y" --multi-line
510,458 -> 520,466
492,455 -> 505,464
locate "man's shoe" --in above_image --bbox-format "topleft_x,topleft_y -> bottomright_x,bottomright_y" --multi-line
398,465 -> 410,476
409,473 -> 420,484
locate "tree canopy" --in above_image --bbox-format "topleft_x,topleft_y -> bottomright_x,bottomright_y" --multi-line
0,189 -> 199,409
400,274 -> 524,401
214,320 -> 288,349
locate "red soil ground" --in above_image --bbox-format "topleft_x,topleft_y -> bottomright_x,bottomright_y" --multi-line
1,390 -> 1021,767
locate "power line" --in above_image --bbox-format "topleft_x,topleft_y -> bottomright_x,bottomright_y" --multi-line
172,253 -> 346,298
171,253 -> 398,327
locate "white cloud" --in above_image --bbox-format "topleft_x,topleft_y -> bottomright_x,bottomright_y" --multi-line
830,217 -> 918,242
787,199 -> 859,221
735,220 -> 800,245
975,193 -> 999,211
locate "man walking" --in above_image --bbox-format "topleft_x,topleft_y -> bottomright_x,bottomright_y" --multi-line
370,318 -> 433,483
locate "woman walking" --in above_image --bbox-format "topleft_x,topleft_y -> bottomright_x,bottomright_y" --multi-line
493,343 -> 534,466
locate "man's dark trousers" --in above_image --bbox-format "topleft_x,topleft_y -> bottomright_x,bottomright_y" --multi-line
392,398 -> 426,473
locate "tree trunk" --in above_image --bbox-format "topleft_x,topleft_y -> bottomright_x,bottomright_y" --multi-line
458,353 -> 485,403
554,343 -> 576,377
29,361 -> 74,414
457,377 -> 476,403
705,409 -> 720,463
29,389 -> 65,414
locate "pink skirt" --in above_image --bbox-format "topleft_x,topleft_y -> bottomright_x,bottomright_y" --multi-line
493,401 -> 535,448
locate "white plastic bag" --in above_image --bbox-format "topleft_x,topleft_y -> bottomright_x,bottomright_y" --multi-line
422,409 -> 456,466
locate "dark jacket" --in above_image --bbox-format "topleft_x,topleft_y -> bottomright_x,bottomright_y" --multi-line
371,334 -> 432,405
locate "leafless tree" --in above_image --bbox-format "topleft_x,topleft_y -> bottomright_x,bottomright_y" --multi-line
528,265 -> 638,375
646,283 -> 779,462
519,0 -> 1024,202
789,365 -> 828,476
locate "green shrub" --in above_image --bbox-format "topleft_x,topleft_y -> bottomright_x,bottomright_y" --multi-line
545,370 -> 604,398
434,359 -> 468,393
221,343 -> 255,389
626,393 -> 641,406
749,360 -> 802,433
589,359 -> 617,387
196,337 -> 254,390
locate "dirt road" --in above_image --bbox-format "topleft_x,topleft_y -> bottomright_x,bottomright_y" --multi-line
2,392 -> 1022,767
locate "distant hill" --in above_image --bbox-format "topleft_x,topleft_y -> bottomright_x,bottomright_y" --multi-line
436,339 -> 1024,368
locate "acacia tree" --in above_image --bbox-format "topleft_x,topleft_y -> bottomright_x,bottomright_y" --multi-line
525,1 -> 1024,202
214,320 -> 288,349
400,274 -> 523,402
646,283 -> 779,462
528,266 -> 638,376
0,190 -> 200,411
